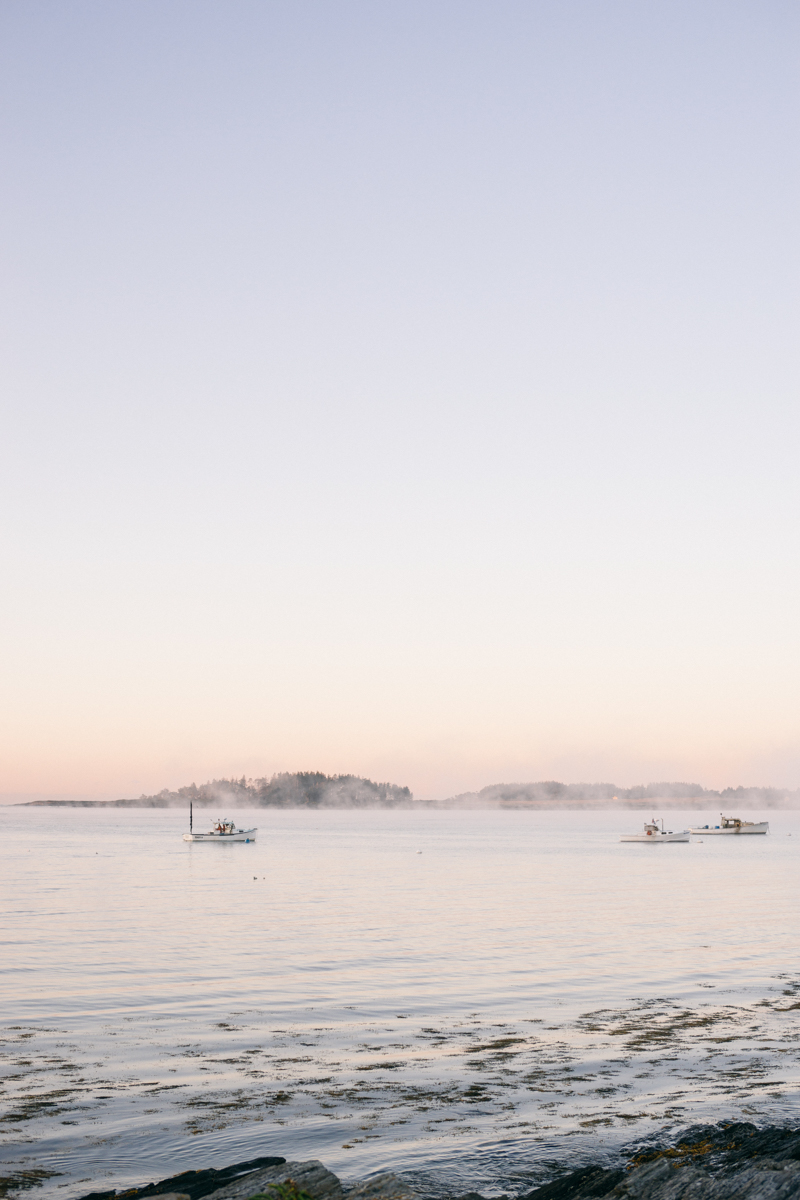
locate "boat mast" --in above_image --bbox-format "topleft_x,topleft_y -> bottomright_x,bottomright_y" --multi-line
190,801 -> 193,833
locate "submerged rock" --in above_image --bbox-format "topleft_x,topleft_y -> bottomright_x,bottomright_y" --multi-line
346,1174 -> 418,1200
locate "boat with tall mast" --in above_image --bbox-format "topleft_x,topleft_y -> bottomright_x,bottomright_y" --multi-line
182,802 -> 257,842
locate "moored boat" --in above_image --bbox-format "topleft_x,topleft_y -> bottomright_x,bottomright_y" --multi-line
620,818 -> 690,843
688,814 -> 769,835
182,804 -> 257,842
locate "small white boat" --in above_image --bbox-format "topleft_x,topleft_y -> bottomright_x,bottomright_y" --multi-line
183,809 -> 257,843
620,818 -> 690,843
688,814 -> 769,836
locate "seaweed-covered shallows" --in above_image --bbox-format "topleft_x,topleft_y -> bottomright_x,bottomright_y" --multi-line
67,1124 -> 800,1200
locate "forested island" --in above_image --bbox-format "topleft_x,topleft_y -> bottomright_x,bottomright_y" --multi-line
16,773 -> 800,807
21,772 -> 413,808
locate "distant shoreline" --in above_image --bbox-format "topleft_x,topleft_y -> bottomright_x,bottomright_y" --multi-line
12,797 -> 800,810
9,770 -> 800,810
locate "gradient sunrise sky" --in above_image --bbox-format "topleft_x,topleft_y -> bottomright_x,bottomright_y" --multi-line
2,1 -> 799,800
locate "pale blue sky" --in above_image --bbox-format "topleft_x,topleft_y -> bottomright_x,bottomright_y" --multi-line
2,1 -> 798,798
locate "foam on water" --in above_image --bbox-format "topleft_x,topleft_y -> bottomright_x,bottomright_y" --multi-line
2,806 -> 799,1199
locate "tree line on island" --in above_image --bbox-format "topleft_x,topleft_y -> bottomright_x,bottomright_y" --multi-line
119,773 -> 412,808
18,773 -> 800,807
449,779 -> 799,808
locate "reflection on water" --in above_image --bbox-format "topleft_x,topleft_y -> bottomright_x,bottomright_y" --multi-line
2,807 -> 799,1198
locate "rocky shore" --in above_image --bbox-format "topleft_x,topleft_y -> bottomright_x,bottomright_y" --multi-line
72,1123 -> 800,1200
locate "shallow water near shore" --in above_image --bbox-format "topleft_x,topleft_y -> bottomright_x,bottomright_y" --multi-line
2,806 -> 800,1200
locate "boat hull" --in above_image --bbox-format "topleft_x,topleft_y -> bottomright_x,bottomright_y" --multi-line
620,832 -> 690,842
688,824 -> 768,835
183,829 -> 257,842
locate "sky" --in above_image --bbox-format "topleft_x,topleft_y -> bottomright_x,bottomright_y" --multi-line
1,1 -> 799,801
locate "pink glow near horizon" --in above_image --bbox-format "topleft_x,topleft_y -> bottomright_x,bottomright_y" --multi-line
2,2 -> 799,801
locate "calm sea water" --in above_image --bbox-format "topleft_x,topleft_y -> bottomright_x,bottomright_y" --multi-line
3,806 -> 800,1200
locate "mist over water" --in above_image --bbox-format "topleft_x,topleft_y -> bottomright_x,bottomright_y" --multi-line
3,806 -> 800,1200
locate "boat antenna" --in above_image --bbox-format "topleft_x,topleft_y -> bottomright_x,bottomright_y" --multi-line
190,801 -> 193,833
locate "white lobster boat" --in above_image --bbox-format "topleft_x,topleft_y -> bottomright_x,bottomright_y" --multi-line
688,814 -> 769,836
620,818 -> 690,843
183,807 -> 257,843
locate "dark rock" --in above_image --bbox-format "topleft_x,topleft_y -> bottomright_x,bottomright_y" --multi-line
602,1155 -> 800,1199
521,1166 -> 627,1200
521,1124 -> 800,1200
74,1157 -> 286,1200
624,1123 -> 800,1174
202,1160 -> 342,1200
